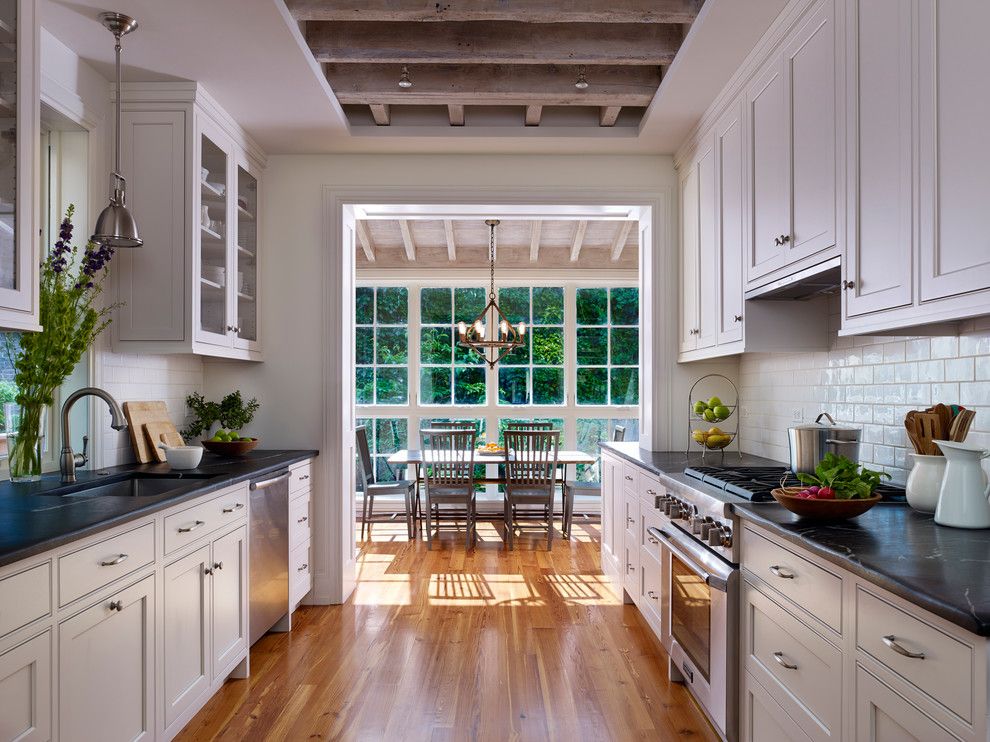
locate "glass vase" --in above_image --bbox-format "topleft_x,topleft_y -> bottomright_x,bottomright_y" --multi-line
5,402 -> 47,482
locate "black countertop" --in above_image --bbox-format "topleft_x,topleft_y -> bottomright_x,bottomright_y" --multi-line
0,449 -> 317,568
600,441 -> 786,476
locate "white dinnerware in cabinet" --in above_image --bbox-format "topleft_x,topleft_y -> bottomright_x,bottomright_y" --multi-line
114,82 -> 265,361
0,630 -> 51,742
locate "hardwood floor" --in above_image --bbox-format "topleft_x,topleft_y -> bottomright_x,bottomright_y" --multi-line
176,520 -> 719,742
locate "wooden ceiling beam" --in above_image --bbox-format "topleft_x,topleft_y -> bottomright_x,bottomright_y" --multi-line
399,220 -> 416,261
307,22 -> 681,65
610,221 -> 635,261
525,105 -> 543,126
325,64 -> 659,106
570,221 -> 588,262
530,221 -> 542,262
443,220 -> 457,261
599,106 -> 622,126
287,0 -> 703,24
369,103 -> 390,125
447,104 -> 465,126
356,220 -> 376,262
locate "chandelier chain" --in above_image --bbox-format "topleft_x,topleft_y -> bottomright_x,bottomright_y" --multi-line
489,222 -> 496,300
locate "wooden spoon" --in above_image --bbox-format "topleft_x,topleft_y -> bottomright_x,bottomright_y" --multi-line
914,411 -> 942,456
904,411 -> 924,455
949,409 -> 976,442
930,403 -> 953,438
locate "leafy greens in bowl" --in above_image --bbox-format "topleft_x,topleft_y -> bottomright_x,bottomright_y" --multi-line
795,453 -> 890,500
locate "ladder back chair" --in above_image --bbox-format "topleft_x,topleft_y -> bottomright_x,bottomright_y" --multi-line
420,428 -> 478,549
356,425 -> 416,541
562,425 -> 626,538
414,422 -> 478,521
503,429 -> 560,550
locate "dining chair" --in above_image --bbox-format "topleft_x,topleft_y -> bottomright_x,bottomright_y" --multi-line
503,429 -> 560,550
505,421 -> 553,431
356,426 -> 417,541
427,421 -> 479,432
421,428 -> 478,549
562,425 -> 626,538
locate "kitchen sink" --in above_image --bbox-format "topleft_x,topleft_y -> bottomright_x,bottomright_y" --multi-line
57,473 -> 216,499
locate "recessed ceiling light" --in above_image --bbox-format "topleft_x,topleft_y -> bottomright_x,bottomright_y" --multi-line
398,66 -> 413,89
575,66 -> 589,90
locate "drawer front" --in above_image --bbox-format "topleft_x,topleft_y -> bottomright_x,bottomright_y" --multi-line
743,581 -> 842,741
642,508 -> 664,556
58,523 -> 154,607
742,526 -> 842,632
638,472 -> 663,502
638,548 -> 663,637
164,485 -> 249,554
855,664 -> 959,742
0,562 -> 51,639
742,670 -> 814,742
856,588 -> 973,723
290,460 -> 312,495
290,541 -> 312,605
289,495 -> 312,550
620,462 -> 639,495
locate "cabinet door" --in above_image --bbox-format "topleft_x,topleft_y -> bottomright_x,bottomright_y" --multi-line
600,455 -> 617,576
163,545 -> 210,729
854,665 -> 956,742
232,156 -> 260,352
716,104 -> 745,345
59,575 -> 154,742
747,60 -> 789,284
621,492 -> 640,596
697,141 -> 718,350
0,631 -> 51,742
680,165 -> 700,352
844,0 -> 914,318
196,118 -> 234,349
741,670 -> 813,742
918,0 -> 990,302
785,0 -> 836,261
211,525 -> 248,679
638,550 -> 663,636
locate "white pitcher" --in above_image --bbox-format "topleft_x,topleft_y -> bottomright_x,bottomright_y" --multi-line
906,453 -> 947,513
933,440 -> 990,529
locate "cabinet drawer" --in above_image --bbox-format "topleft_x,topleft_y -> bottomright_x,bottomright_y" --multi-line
743,581 -> 841,741
0,562 -> 51,639
58,523 -> 154,607
856,587 -> 973,723
642,508 -> 663,557
638,472 -> 662,501
289,495 -> 311,550
620,463 -> 639,494
290,460 -> 312,495
164,485 -> 248,554
290,541 -> 311,605
741,526 -> 842,632
742,670 -> 814,742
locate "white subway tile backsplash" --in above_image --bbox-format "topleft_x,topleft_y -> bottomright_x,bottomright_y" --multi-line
945,357 -> 975,382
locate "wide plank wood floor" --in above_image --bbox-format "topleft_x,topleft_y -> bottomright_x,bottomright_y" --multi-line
176,519 -> 719,742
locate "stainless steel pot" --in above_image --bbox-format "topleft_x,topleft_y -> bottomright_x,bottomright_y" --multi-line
788,412 -> 861,474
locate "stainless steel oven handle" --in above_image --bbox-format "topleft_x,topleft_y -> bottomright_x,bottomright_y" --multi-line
648,526 -> 731,593
250,471 -> 291,490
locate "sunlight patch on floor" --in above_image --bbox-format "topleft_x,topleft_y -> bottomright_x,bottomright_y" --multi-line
428,572 -> 540,606
543,573 -> 620,605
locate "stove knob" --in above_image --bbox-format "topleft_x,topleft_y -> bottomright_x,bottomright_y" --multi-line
720,526 -> 733,548
700,519 -> 714,539
690,516 -> 703,535
668,503 -> 681,519
707,525 -> 724,547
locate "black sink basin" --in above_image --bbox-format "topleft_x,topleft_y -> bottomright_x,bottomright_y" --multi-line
53,473 -> 217,499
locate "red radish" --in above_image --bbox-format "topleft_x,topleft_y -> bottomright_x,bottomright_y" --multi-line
816,487 -> 836,499
807,486 -> 821,494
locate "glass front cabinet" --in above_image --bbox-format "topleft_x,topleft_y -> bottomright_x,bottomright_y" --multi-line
114,83 -> 264,360
0,0 -> 39,332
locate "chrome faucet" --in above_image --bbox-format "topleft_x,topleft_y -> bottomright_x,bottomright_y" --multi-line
60,387 -> 128,483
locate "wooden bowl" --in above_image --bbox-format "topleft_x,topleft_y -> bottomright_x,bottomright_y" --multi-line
771,487 -> 881,520
201,437 -> 260,457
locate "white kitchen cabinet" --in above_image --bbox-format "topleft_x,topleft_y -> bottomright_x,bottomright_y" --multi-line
679,164 -> 700,353
0,630 -> 51,742
59,574 -> 155,742
600,453 -> 621,582
0,0 -> 40,333
114,83 -> 265,361
716,103 -> 745,346
163,545 -> 210,729
621,488 -> 640,598
854,665 -> 957,742
211,525 -> 247,678
697,142 -> 718,351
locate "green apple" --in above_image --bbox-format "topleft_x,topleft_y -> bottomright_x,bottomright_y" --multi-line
707,396 -> 723,408
239,436 -> 253,442
693,400 -> 708,415
703,408 -> 717,422
228,431 -> 241,440
209,431 -> 224,442
713,404 -> 731,420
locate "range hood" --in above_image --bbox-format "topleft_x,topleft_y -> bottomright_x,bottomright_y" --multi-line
744,256 -> 841,300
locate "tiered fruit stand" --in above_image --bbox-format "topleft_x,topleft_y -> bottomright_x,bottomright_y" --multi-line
685,373 -> 742,460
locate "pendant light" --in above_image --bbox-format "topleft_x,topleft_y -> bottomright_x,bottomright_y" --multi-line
456,220 -> 526,368
91,12 -> 142,248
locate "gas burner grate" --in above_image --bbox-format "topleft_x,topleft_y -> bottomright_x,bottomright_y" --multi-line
684,465 -> 906,503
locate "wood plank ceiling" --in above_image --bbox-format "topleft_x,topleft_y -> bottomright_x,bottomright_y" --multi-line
285,1 -> 704,129
355,219 -> 639,270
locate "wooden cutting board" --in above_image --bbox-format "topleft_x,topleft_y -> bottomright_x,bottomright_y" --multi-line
122,401 -> 173,463
143,421 -> 185,464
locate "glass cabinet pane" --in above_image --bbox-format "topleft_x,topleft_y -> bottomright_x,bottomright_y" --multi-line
235,164 -> 257,342
199,134 -> 227,336
0,1 -> 16,291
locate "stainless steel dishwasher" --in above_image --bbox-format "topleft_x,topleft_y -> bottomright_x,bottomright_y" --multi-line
249,469 -> 290,645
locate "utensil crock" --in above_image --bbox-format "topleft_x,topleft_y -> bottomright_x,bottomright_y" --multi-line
933,440 -> 990,529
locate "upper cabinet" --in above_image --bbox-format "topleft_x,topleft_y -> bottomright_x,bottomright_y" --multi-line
113,83 -> 264,361
0,0 -> 39,332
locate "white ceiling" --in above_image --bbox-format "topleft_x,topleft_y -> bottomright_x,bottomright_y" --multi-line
40,0 -> 787,155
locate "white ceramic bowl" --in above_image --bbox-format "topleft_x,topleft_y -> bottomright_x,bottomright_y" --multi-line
162,445 -> 204,470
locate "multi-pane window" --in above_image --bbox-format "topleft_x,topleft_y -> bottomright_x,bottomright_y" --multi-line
575,417 -> 641,481
498,287 -> 565,406
355,287 -> 408,405
419,287 -> 487,405
497,417 -> 565,445
356,417 -> 408,483
575,287 -> 639,406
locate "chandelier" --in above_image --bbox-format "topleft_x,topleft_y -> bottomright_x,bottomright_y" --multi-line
456,219 -> 526,368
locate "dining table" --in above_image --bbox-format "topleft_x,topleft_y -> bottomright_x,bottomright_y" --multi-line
386,448 -> 597,485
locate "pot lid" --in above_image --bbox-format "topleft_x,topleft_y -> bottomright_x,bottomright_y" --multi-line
789,411 -> 861,431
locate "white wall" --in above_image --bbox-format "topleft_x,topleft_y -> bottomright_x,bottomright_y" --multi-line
739,298 -> 990,482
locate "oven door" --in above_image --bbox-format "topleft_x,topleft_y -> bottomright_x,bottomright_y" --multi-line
650,525 -> 738,741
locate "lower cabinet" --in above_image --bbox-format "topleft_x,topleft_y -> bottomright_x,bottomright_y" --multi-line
600,453 -> 621,581
59,574 -> 155,742
854,665 -> 957,742
211,525 -> 248,677
741,670 -> 813,742
0,630 -> 51,742
622,489 -> 640,598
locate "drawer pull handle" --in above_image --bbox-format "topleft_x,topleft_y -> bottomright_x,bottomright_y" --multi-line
297,516 -> 309,523
222,503 -> 245,513
213,561 -> 223,571
108,600 -> 123,612
100,553 -> 129,567
298,474 -> 310,481
178,520 -> 206,533
624,475 -> 634,481
298,563 -> 309,572
772,651 -> 798,670
646,489 -> 656,495
769,565 -> 795,579
647,590 -> 658,600
627,563 -> 634,572
648,536 -> 659,545
882,635 -> 925,660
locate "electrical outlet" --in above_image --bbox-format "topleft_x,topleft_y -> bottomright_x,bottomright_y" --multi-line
792,409 -> 804,422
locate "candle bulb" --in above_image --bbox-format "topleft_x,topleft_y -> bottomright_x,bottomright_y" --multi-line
473,320 -> 483,336
457,321 -> 466,340
500,320 -> 508,337
517,322 -> 526,336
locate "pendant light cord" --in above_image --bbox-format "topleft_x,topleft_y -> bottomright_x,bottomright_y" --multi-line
488,221 -> 496,301
114,33 -> 122,175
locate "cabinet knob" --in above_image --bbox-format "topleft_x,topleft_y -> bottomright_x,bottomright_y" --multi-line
842,280 -> 855,290
226,325 -> 235,332
234,326 -> 241,333
108,600 -> 123,612
627,563 -> 634,572
297,563 -> 309,572
204,566 -> 214,576
733,315 -> 743,323
297,515 -> 309,524
213,561 -> 223,571
647,590 -> 658,600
